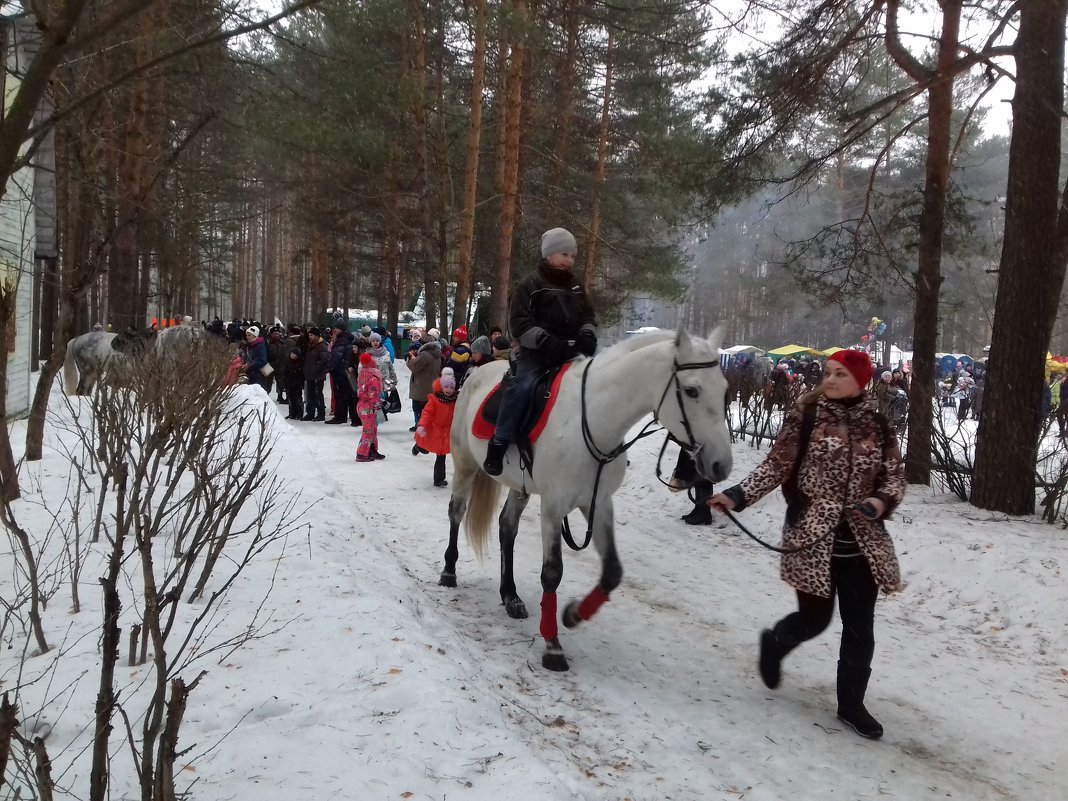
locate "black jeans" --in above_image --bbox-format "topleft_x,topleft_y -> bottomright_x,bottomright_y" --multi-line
434,454 -> 446,484
304,378 -> 325,418
773,554 -> 878,668
675,448 -> 714,499
286,376 -> 304,418
413,399 -> 426,428
330,371 -> 353,421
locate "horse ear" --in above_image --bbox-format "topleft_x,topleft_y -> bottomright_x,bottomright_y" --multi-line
706,326 -> 724,353
675,329 -> 693,352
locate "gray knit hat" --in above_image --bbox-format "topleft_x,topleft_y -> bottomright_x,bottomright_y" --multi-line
541,227 -> 577,259
471,335 -> 492,356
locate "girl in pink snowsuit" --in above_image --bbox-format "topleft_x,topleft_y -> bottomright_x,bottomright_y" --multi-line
356,352 -> 384,461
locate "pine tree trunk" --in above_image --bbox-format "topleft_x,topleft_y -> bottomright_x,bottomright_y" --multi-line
971,0 -> 1068,513
311,229 -> 328,319
385,165 -> 402,338
408,0 -> 441,331
452,0 -> 488,333
109,11 -> 158,331
897,1 -> 961,485
584,32 -> 613,279
548,0 -> 579,195
490,0 -> 527,329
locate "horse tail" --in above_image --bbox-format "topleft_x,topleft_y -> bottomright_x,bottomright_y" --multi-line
464,469 -> 501,560
63,339 -> 78,395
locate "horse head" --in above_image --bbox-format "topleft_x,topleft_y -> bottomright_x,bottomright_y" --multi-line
660,329 -> 733,483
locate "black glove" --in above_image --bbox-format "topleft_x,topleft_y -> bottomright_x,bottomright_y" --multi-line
853,501 -> 879,520
541,334 -> 572,362
576,330 -> 597,357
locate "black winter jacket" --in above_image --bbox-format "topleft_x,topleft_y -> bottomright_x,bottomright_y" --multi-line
328,331 -> 354,373
509,261 -> 596,368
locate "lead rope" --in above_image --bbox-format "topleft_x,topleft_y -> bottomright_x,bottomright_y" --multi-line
723,510 -> 832,555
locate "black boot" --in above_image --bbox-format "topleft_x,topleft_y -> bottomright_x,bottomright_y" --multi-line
758,625 -> 801,689
681,480 -> 714,525
836,661 -> 883,739
681,504 -> 712,525
483,438 -> 508,476
759,629 -> 783,689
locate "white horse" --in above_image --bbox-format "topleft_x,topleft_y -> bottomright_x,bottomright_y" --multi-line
63,330 -> 155,395
441,329 -> 733,671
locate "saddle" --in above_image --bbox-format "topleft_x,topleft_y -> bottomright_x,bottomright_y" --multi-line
472,361 -> 573,445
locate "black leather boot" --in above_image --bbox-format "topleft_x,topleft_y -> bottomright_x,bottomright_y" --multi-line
483,438 -> 508,476
681,504 -> 712,525
836,661 -> 883,739
759,624 -> 802,689
681,480 -> 715,525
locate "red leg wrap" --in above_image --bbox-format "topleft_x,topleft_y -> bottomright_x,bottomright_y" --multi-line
540,593 -> 558,641
577,587 -> 610,621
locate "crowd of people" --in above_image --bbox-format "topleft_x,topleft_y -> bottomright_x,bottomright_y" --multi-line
214,315 -> 513,482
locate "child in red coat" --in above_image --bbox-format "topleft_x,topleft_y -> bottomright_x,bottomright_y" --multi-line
414,367 -> 457,487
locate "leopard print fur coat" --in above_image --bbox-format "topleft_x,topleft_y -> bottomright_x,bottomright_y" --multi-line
723,392 -> 906,598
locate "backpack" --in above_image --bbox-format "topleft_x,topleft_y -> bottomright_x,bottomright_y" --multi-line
780,405 -> 891,526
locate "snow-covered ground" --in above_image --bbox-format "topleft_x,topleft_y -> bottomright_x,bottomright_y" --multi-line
3,360 -> 1066,801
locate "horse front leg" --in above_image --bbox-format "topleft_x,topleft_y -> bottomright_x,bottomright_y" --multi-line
562,497 -> 621,630
499,490 -> 529,619
537,517 -> 568,672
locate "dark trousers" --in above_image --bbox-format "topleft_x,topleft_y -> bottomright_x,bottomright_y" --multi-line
674,449 -> 715,498
413,399 -> 426,428
772,554 -> 878,669
434,454 -> 446,484
286,376 -> 304,418
331,371 -> 353,421
305,378 -> 325,419
493,356 -> 543,442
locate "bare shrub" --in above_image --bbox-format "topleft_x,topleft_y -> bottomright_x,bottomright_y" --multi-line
2,337 -> 306,801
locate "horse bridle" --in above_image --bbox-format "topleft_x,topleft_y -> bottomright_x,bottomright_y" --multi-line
566,353 -> 721,551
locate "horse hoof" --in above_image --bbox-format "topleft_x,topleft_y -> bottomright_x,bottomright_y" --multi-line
438,571 -> 457,588
562,600 -> 583,629
542,650 -> 570,672
504,597 -> 528,619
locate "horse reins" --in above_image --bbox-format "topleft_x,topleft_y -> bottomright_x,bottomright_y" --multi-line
564,352 -> 721,551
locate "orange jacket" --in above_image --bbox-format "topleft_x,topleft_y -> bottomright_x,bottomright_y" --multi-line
415,379 -> 457,455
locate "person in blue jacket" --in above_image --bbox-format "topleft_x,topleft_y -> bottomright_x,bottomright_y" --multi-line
242,326 -> 270,391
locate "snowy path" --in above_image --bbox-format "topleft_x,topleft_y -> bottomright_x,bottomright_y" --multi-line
179,365 -> 1065,801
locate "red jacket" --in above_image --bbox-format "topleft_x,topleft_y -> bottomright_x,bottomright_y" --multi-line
415,379 -> 457,455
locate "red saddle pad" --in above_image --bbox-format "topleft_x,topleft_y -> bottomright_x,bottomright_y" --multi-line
471,361 -> 573,443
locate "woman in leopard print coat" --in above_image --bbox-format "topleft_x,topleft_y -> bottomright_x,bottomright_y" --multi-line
710,349 -> 906,740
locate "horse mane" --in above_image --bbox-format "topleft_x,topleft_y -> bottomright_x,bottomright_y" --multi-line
596,329 -> 677,365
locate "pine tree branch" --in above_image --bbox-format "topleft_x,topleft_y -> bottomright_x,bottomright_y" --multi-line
24,0 -> 322,144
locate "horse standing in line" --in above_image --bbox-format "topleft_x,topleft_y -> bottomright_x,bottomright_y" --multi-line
441,329 -> 733,671
63,329 -> 156,395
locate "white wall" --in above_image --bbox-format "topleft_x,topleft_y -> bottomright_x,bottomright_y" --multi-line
0,30 -> 38,418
